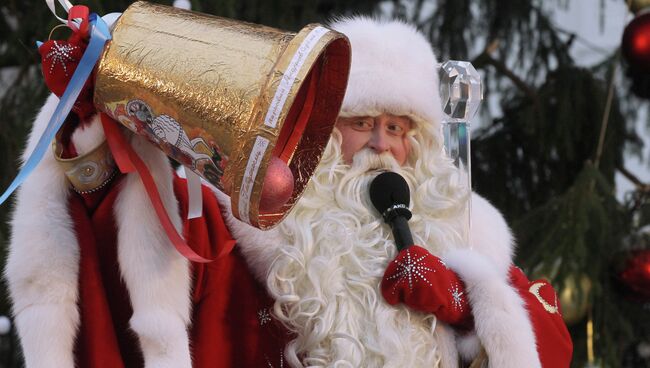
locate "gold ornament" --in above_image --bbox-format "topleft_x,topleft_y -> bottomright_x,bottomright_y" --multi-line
628,0 -> 650,14
53,134 -> 118,195
558,274 -> 592,325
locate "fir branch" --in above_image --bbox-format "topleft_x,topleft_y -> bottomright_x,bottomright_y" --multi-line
618,165 -> 650,193
594,60 -> 619,169
553,25 -> 612,56
472,41 -> 540,106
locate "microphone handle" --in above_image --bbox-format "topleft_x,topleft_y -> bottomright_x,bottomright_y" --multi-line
390,216 -> 414,251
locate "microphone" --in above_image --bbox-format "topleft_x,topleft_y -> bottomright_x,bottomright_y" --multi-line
369,172 -> 414,251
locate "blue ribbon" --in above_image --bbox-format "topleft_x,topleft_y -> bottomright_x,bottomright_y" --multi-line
0,14 -> 111,205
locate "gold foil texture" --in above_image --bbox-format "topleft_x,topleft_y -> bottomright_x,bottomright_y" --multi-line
94,1 -> 350,228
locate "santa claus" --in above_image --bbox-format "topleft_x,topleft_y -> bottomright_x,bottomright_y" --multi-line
222,17 -> 573,367
5,14 -> 571,368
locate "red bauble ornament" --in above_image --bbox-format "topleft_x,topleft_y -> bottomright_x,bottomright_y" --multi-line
622,12 -> 650,73
259,157 -> 294,213
616,249 -> 650,302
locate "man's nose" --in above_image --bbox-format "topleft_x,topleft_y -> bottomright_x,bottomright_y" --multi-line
367,129 -> 390,154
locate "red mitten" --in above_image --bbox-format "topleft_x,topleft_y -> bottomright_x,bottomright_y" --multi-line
381,245 -> 471,326
38,32 -> 95,119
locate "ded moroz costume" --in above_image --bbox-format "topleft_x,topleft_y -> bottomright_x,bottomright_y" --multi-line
5,3 -> 571,367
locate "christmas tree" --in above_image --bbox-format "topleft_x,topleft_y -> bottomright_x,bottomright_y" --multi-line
0,0 -> 648,367
408,1 -> 649,367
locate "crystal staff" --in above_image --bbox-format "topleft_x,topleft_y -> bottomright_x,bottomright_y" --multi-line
439,60 -> 483,245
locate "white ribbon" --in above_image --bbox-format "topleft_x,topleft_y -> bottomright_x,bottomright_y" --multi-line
184,167 -> 203,219
102,13 -> 123,30
173,0 -> 192,10
45,0 -> 73,24
45,0 -> 84,33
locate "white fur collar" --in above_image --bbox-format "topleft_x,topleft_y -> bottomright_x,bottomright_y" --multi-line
442,194 -> 541,367
6,95 -> 192,368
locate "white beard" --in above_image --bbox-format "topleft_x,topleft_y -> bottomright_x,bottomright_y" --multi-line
225,128 -> 540,368
265,133 -> 468,368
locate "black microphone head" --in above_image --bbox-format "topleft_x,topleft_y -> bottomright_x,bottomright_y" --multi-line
369,172 -> 412,222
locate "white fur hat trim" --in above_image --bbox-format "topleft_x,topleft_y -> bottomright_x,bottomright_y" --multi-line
329,16 -> 444,128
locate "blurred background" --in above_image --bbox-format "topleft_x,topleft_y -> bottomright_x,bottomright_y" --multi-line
0,0 -> 649,367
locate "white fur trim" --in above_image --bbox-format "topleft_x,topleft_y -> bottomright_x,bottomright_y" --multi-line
456,333 -> 482,363
7,94 -> 193,366
439,193 -> 541,367
14,305 -> 78,368
443,252 -> 540,366
6,95 -> 78,368
70,116 -> 106,153
129,309 -> 190,368
468,194 -> 514,276
433,325 -> 460,368
329,17 -> 444,128
115,133 -> 192,368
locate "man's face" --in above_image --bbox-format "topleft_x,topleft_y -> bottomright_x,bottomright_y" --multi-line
336,113 -> 413,166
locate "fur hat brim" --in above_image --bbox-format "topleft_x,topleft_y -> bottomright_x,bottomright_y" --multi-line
329,17 -> 444,128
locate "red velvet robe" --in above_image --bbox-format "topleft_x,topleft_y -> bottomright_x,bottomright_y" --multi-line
70,174 -> 291,367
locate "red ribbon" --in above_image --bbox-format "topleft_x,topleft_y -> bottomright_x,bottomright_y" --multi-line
101,113 -> 211,263
68,5 -> 89,37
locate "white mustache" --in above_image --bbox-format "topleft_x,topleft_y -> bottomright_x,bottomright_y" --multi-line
349,149 -> 401,172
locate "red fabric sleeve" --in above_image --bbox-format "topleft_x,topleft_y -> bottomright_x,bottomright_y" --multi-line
381,245 -> 472,326
509,266 -> 573,368
174,177 -> 292,368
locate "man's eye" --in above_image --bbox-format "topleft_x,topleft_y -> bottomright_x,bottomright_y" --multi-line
353,121 -> 372,129
388,124 -> 405,134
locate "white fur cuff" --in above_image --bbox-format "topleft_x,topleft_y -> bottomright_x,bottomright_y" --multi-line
15,304 -> 78,368
130,310 -> 191,368
442,249 -> 542,368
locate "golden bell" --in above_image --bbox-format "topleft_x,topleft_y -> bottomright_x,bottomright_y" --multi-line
94,1 -> 350,229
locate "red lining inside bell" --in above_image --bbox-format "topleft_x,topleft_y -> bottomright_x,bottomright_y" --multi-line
271,61 -> 321,162
256,36 -> 350,228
